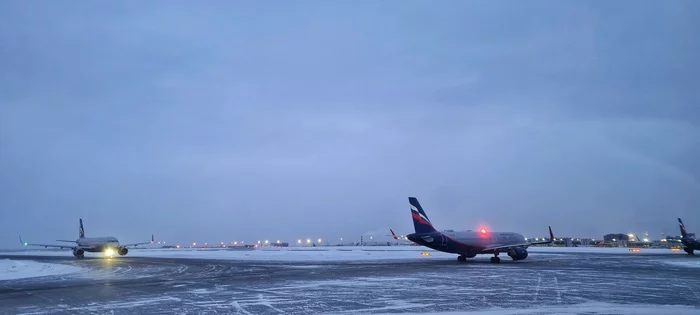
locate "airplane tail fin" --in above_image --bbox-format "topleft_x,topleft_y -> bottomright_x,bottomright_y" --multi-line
389,229 -> 399,240
679,218 -> 688,238
79,219 -> 85,239
409,197 -> 437,234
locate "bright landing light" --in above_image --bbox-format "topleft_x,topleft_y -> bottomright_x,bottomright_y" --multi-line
105,248 -> 115,257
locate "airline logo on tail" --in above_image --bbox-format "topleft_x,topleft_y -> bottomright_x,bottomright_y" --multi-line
411,204 -> 432,226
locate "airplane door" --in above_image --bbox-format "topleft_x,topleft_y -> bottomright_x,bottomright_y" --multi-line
441,235 -> 447,247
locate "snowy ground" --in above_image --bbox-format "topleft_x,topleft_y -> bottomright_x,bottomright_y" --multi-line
1,245 -> 687,261
0,259 -> 82,281
1,247 -> 699,314
370,302 -> 700,315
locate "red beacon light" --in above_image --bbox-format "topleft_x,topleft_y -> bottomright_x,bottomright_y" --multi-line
480,228 -> 487,234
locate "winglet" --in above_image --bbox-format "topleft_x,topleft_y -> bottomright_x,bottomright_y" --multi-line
548,226 -> 554,242
151,234 -> 155,243
19,235 -> 25,246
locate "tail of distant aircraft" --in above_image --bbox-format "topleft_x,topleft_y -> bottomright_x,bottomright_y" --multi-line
409,197 -> 437,234
679,217 -> 688,238
79,219 -> 85,239
389,229 -> 399,240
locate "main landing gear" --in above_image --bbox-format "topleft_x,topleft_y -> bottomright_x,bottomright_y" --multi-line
458,255 -> 467,262
490,253 -> 501,264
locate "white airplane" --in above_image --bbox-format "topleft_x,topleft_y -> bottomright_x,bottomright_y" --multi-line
20,219 -> 153,259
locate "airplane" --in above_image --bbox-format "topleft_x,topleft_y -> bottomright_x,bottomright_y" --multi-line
389,229 -> 417,245
405,197 -> 554,263
678,217 -> 699,255
19,219 -> 153,259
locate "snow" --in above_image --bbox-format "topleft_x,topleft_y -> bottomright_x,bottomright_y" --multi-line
368,302 -> 700,315
1,245 -> 686,262
0,259 -> 82,280
656,259 -> 700,269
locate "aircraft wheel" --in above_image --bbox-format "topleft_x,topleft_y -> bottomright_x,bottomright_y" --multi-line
458,255 -> 466,262
77,255 -> 85,259
490,257 -> 501,263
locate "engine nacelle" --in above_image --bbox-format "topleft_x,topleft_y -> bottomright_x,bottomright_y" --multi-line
72,248 -> 85,258
118,247 -> 128,256
507,247 -> 528,261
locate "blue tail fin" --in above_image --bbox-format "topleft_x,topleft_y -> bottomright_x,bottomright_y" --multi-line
679,218 -> 688,238
409,197 -> 437,234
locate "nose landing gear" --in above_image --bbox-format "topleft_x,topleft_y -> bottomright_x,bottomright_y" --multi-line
490,253 -> 501,263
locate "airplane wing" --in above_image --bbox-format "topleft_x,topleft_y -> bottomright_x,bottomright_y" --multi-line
120,235 -> 154,248
19,236 -> 76,250
482,226 -> 555,253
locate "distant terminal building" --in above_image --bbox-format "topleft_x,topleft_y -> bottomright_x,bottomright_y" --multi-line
604,233 -> 629,247
271,242 -> 289,247
578,238 -> 593,246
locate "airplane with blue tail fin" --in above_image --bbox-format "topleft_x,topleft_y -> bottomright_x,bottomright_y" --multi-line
406,197 -> 554,263
678,217 -> 699,255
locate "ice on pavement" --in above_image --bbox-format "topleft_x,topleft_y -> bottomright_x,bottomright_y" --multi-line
368,302 -> 700,315
0,259 -> 82,280
657,259 -> 700,269
4,245 -> 686,261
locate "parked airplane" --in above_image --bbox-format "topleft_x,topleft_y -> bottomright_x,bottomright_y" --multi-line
678,217 -> 699,255
406,197 -> 554,263
20,219 -> 153,259
389,229 -> 416,245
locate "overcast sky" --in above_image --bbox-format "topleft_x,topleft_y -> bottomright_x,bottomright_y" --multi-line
1,1 -> 699,249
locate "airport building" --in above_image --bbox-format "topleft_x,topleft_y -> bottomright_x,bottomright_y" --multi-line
603,233 -> 629,247
578,238 -> 594,246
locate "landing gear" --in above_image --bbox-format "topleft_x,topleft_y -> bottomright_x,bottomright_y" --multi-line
685,248 -> 695,255
457,255 -> 467,262
490,253 -> 501,263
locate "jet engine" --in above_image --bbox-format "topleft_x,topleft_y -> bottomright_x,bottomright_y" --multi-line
464,250 -> 477,258
118,247 -> 128,256
507,247 -> 528,261
72,248 -> 85,258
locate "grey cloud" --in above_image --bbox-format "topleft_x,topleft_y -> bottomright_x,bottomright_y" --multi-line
1,1 -> 699,248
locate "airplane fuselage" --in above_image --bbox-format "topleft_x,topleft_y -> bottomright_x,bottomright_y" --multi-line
407,230 -> 527,257
681,238 -> 700,255
77,237 -> 120,253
